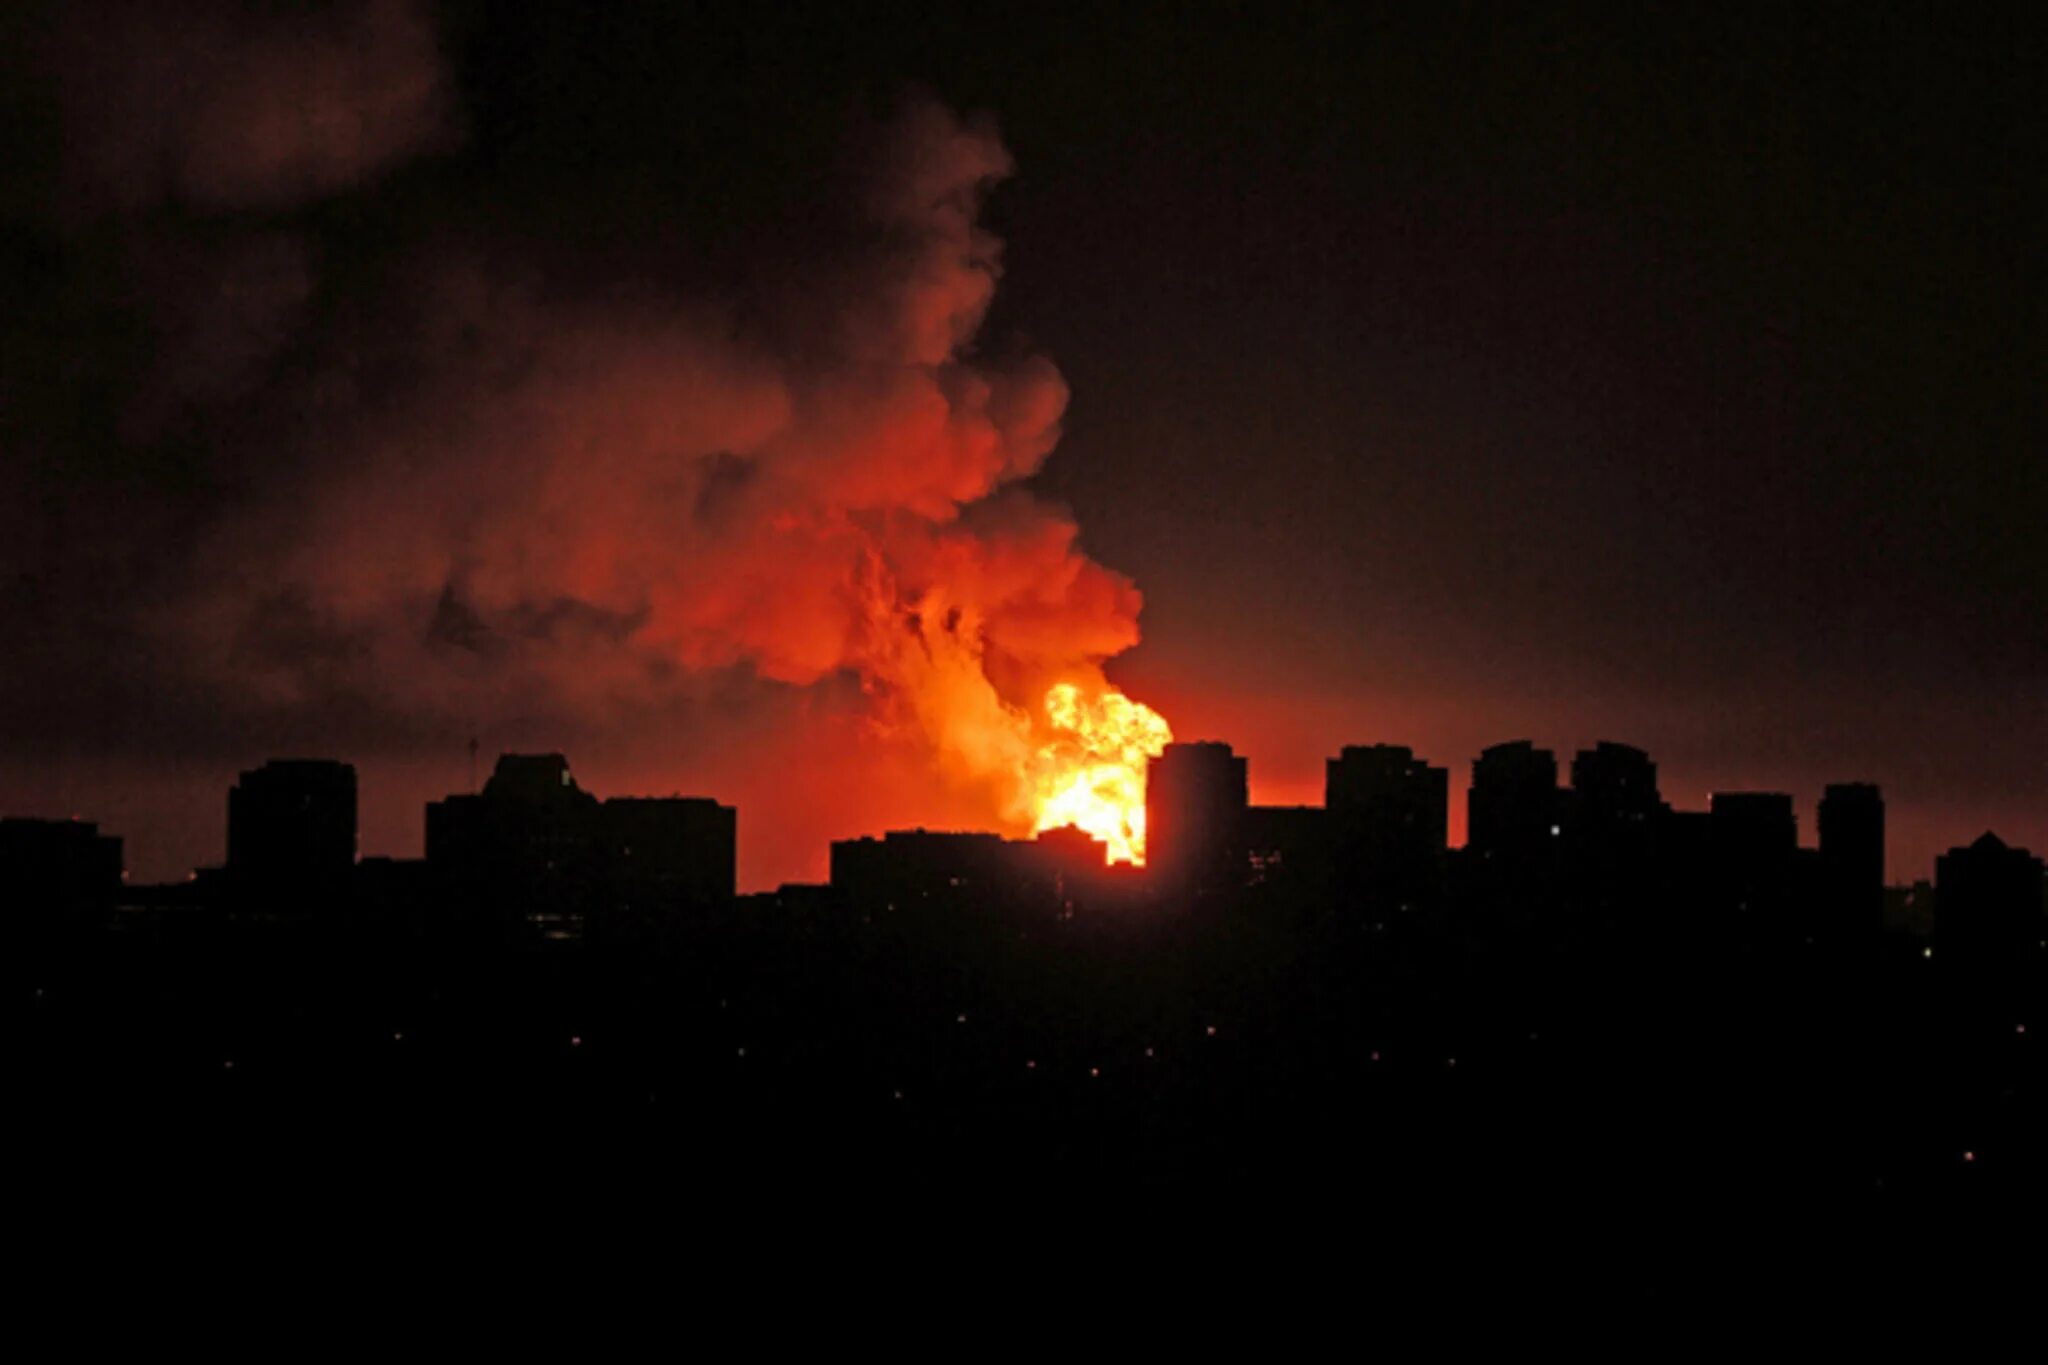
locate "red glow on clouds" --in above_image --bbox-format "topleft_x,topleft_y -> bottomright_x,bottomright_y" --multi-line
131,92 -> 1175,881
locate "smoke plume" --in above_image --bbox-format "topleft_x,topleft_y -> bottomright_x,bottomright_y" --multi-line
1,2 -> 1157,881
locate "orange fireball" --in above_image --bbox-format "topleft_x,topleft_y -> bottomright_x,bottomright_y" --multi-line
1027,681 -> 1172,864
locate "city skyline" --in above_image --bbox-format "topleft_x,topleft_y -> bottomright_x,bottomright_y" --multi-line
19,734 -> 2035,902
4,2 -> 2043,901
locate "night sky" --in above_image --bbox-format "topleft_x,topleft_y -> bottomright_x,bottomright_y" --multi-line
3,1 -> 2042,887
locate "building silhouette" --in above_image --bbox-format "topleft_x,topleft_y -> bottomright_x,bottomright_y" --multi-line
427,754 -> 603,939
603,797 -> 738,920
1,817 -> 122,927
227,759 -> 358,907
831,830 -> 1017,914
426,753 -> 735,942
1146,741 -> 1249,895
1467,741 -> 1559,867
428,754 -> 601,878
830,826 -> 1119,911
1325,744 -> 1446,903
1709,792 -> 1799,918
1570,742 -> 1662,838
1031,823 -> 1110,885
1818,782 -> 1885,935
1935,832 -> 2046,962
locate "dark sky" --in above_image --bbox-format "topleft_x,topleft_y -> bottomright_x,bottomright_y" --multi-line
3,1 -> 2042,885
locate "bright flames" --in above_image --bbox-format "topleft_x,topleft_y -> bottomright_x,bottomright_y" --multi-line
1027,682 -> 1173,864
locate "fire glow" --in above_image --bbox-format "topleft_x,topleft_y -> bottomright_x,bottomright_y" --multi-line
1027,682 -> 1172,864
61,70 -> 1185,888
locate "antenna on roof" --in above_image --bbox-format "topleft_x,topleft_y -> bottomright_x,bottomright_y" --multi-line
469,735 -> 479,794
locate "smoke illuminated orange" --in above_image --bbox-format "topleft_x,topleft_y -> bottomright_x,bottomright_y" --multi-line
1027,682 -> 1172,864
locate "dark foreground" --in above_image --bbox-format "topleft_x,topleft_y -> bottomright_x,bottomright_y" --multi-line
14,888 -> 2044,1234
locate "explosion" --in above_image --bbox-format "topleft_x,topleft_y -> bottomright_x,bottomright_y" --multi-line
1029,682 -> 1172,864
6,0 -> 1176,886
862,578 -> 1170,866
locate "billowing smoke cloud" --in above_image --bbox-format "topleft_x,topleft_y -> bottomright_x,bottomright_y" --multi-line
182,105 -> 1137,813
1,3 -> 1156,879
